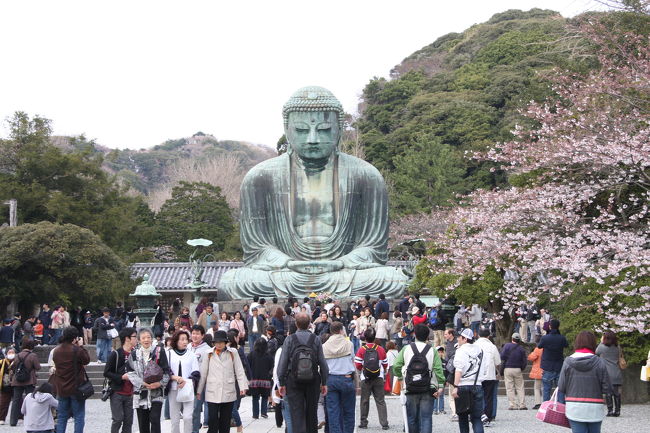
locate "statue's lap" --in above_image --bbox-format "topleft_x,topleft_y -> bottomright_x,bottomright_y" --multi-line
220,266 -> 407,299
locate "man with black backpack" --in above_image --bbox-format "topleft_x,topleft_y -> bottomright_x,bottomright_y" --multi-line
354,328 -> 389,430
393,324 -> 446,433
277,313 -> 329,433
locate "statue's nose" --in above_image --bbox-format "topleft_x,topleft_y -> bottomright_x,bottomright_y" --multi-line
307,126 -> 320,144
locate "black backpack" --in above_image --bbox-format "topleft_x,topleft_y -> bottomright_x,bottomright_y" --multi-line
290,333 -> 317,384
362,344 -> 381,380
14,353 -> 30,383
405,343 -> 432,394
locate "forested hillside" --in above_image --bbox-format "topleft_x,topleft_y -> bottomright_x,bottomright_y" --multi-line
357,8 -> 592,216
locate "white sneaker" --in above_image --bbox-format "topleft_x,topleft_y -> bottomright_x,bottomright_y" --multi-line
0,420 -> 5,425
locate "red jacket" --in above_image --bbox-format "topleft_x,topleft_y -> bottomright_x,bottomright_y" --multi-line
354,343 -> 388,378
412,314 -> 427,327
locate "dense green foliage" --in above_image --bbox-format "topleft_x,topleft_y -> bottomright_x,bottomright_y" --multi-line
0,112 -> 155,257
357,9 -> 583,215
0,222 -> 131,309
153,181 -> 238,260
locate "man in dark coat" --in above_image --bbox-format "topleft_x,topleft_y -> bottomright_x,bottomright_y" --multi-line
538,319 -> 568,402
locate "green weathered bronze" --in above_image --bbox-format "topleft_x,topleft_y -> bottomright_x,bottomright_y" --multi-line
130,274 -> 160,328
220,86 -> 408,299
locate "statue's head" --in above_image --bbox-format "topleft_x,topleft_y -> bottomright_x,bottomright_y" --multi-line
283,86 -> 345,163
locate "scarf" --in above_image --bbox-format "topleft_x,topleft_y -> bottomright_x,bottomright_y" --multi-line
323,334 -> 352,359
575,348 -> 595,354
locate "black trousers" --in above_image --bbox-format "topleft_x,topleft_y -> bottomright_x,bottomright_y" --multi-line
482,380 -> 498,420
10,385 -> 33,426
207,401 -> 235,433
136,401 -> 162,433
286,379 -> 321,433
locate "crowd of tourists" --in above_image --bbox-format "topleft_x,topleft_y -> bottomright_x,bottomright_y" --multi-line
0,293 -> 647,433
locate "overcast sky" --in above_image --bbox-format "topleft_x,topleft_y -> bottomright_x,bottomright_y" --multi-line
0,0 -> 604,150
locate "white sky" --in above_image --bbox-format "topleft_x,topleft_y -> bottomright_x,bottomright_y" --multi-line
0,0 -> 604,150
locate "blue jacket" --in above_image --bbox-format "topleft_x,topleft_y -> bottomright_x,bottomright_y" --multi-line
374,300 -> 390,319
0,326 -> 14,344
538,330 -> 569,372
500,342 -> 527,370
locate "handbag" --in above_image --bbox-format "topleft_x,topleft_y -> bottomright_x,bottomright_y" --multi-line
618,347 -> 627,370
143,346 -> 164,384
107,328 -> 119,340
176,380 -> 194,402
73,346 -> 95,401
640,365 -> 650,382
536,388 -> 570,428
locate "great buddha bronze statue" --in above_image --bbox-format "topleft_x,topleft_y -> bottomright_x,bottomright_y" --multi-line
220,86 -> 408,299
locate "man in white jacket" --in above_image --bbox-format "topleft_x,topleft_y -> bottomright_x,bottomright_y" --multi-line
190,325 -> 213,433
475,327 -> 501,427
452,328 -> 487,433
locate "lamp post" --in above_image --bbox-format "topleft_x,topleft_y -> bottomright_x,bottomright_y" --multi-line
186,238 -> 214,303
129,274 -> 161,329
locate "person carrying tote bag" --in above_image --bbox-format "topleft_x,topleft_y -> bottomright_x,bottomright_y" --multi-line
167,330 -> 199,433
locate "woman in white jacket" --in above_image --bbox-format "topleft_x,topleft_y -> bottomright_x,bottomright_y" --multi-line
167,330 -> 199,433
197,330 -> 248,433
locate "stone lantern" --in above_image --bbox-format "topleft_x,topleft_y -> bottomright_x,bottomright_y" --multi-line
130,274 -> 161,329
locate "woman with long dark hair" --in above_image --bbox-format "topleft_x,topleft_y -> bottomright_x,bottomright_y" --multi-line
271,308 -> 285,336
247,338 -> 273,419
558,331 -> 611,433
596,331 -> 623,417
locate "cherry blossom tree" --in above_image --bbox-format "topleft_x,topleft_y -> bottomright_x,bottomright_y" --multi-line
409,18 -> 650,337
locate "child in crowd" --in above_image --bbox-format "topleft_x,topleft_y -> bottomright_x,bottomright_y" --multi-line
33,319 -> 44,345
21,383 -> 58,432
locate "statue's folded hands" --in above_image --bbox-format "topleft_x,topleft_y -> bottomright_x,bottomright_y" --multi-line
287,260 -> 344,274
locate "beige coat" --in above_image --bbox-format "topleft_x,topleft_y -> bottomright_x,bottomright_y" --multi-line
197,347 -> 248,404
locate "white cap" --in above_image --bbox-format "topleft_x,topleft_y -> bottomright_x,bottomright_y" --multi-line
460,328 -> 474,340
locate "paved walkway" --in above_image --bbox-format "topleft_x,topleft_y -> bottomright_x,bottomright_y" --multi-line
1,395 -> 648,433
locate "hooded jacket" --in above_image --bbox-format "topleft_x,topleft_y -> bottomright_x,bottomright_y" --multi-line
558,353 -> 611,423
21,391 -> 58,431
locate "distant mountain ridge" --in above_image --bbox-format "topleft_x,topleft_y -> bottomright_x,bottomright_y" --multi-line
50,133 -> 275,194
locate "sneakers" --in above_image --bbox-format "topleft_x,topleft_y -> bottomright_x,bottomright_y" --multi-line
533,404 -> 541,410
519,407 -> 528,410
481,414 -> 489,424
0,421 -> 4,425
358,425 -> 368,429
261,414 -> 268,419
317,421 -> 325,429
434,410 -> 439,415
382,426 -> 390,431
441,410 -> 447,414
451,415 -> 458,422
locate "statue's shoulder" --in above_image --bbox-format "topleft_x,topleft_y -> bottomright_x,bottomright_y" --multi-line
242,154 -> 287,184
338,153 -> 384,180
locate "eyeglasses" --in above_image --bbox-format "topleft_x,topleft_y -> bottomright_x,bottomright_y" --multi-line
130,335 -> 137,339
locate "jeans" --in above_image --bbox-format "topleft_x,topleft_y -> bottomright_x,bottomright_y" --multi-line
97,338 -> 112,362
207,401 -> 234,433
50,328 -> 63,345
351,336 -> 360,355
457,385 -> 484,433
109,393 -> 133,433
569,420 -> 602,433
231,397 -> 242,427
406,392 -> 434,433
542,370 -> 565,403
251,391 -> 268,418
136,402 -> 162,433
192,393 -> 209,432
325,375 -> 356,433
481,380 -> 497,420
10,385 -> 34,426
359,376 -> 388,428
527,320 -> 537,342
433,393 -> 444,412
281,399 -> 292,433
248,333 -> 260,350
470,321 -> 480,336
56,396 -> 85,433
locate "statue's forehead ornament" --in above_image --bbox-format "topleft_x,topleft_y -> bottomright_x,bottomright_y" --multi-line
283,86 -> 345,130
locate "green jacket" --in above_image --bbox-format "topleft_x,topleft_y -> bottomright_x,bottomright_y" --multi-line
392,341 -> 446,387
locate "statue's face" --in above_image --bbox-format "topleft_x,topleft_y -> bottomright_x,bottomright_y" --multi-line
286,111 -> 340,162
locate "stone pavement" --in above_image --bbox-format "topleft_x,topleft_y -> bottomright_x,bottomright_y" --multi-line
1,395 -> 648,433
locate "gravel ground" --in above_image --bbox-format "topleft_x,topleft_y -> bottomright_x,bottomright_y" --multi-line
0,395 -> 647,433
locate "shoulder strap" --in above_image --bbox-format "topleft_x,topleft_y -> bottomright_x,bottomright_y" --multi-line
410,342 -> 420,356
473,349 -> 484,386
306,333 -> 316,347
420,344 -> 431,357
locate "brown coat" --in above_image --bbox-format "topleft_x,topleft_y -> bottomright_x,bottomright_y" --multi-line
51,343 -> 90,397
10,350 -> 40,386
528,347 -> 543,380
